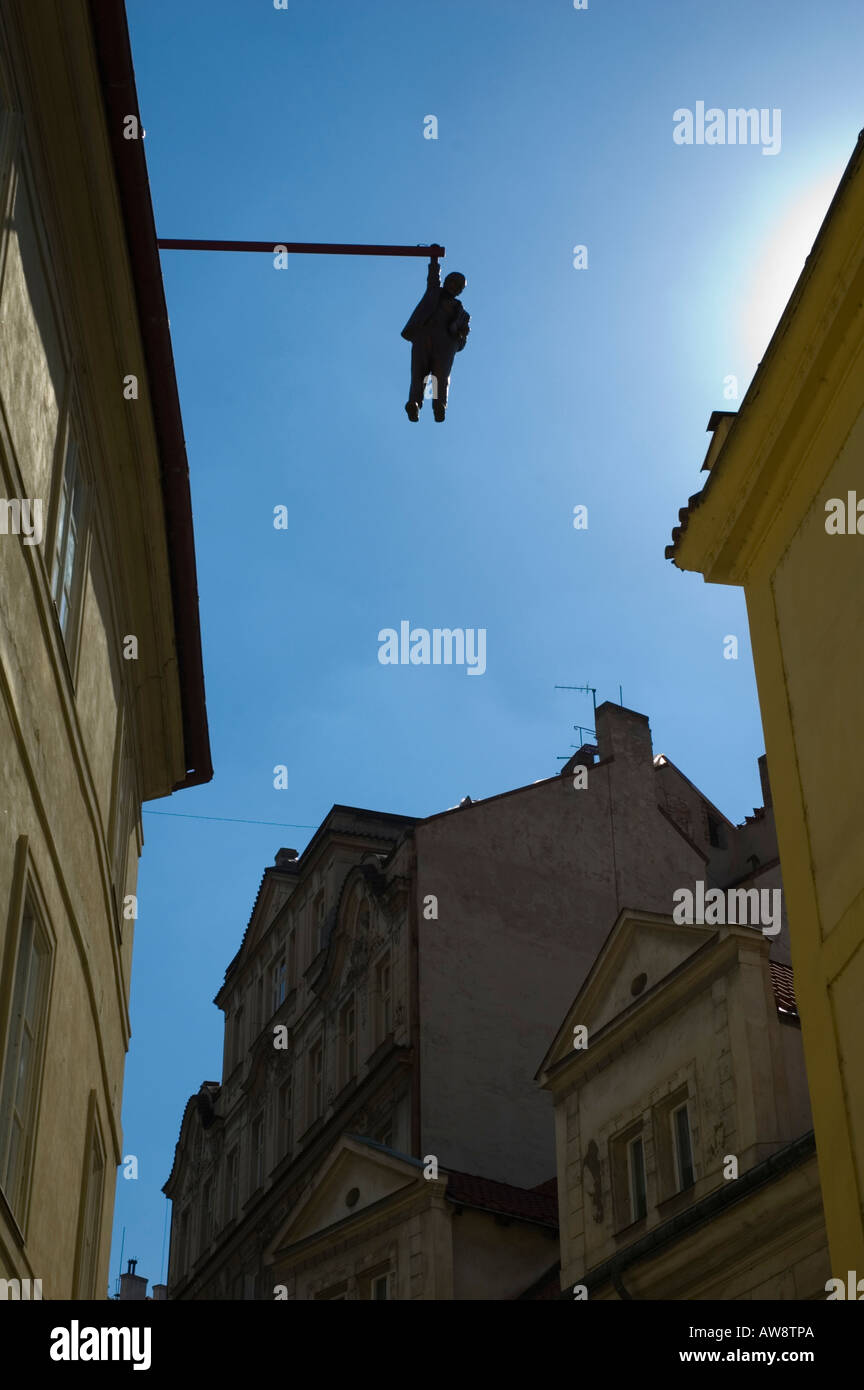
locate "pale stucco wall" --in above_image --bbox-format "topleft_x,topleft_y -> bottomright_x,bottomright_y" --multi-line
557,940 -> 822,1296
0,2 -> 190,1299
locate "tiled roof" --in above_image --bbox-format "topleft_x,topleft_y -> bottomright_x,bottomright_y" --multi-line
530,1177 -> 558,1198
666,487 -> 709,559
770,961 -> 798,1019
444,1170 -> 558,1227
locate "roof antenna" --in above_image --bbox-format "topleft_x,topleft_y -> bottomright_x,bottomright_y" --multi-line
555,683 -> 597,762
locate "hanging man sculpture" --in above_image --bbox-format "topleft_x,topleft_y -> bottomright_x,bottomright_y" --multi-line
401,258 -> 470,421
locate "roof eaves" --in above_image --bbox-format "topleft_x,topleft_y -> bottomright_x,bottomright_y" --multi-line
88,0 -> 212,790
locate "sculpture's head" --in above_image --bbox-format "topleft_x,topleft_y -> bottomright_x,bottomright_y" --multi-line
443,271 -> 467,295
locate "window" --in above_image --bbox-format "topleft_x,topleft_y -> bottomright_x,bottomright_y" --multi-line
611,1122 -> 648,1231
313,891 -> 326,953
232,1005 -> 244,1070
270,956 -> 286,1014
627,1136 -> 647,1222
251,1115 -> 265,1190
0,897 -> 51,1220
371,1273 -> 390,1300
174,1205 -> 191,1280
286,929 -> 296,989
340,1000 -> 356,1087
201,1177 -> 214,1251
359,1264 -> 392,1299
277,1079 -> 293,1159
1,148 -> 68,502
308,1041 -> 323,1123
653,1086 -> 696,1202
75,1116 -> 106,1298
672,1103 -> 694,1191
50,428 -> 87,651
376,957 -> 392,1041
225,1147 -> 239,1222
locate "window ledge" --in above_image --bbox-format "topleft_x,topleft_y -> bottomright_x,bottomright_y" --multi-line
656,1184 -> 696,1217
613,1215 -> 648,1241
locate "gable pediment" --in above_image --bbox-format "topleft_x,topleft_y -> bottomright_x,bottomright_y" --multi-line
542,909 -> 716,1073
267,1138 -> 424,1260
242,875 -> 295,958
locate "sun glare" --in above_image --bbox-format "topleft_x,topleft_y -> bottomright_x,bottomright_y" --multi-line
741,169 -> 844,363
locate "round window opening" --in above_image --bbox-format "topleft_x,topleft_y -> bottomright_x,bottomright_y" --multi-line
345,1187 -> 360,1208
631,972 -> 647,997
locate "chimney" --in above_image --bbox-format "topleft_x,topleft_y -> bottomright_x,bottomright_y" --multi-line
758,755 -> 772,810
119,1258 -> 148,1301
595,703 -> 654,767
151,1284 -> 168,1301
275,848 -> 298,868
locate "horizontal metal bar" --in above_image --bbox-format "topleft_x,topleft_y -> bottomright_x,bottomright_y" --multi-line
156,239 -> 445,257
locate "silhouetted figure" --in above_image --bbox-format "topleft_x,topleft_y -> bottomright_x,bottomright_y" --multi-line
402,260 -> 469,421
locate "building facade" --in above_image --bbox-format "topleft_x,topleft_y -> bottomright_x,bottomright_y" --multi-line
538,911 -> 828,1299
0,1 -> 210,1298
666,129 -> 864,1275
164,703 -> 787,1299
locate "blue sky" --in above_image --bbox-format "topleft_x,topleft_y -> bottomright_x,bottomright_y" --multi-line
109,0 -> 864,1292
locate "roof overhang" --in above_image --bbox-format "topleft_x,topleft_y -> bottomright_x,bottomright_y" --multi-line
87,0 -> 212,789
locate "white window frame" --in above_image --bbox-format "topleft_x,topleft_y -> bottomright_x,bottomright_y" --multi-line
270,955 -> 286,1014
74,1098 -> 106,1298
671,1101 -> 694,1191
0,877 -> 53,1227
48,416 -> 89,666
627,1135 -> 647,1222
371,1272 -> 390,1301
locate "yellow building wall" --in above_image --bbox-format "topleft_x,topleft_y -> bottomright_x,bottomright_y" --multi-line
670,132 -> 864,1275
744,409 -> 864,1274
0,0 -> 200,1298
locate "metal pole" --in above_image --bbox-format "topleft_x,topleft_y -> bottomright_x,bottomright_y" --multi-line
157,239 -> 445,258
